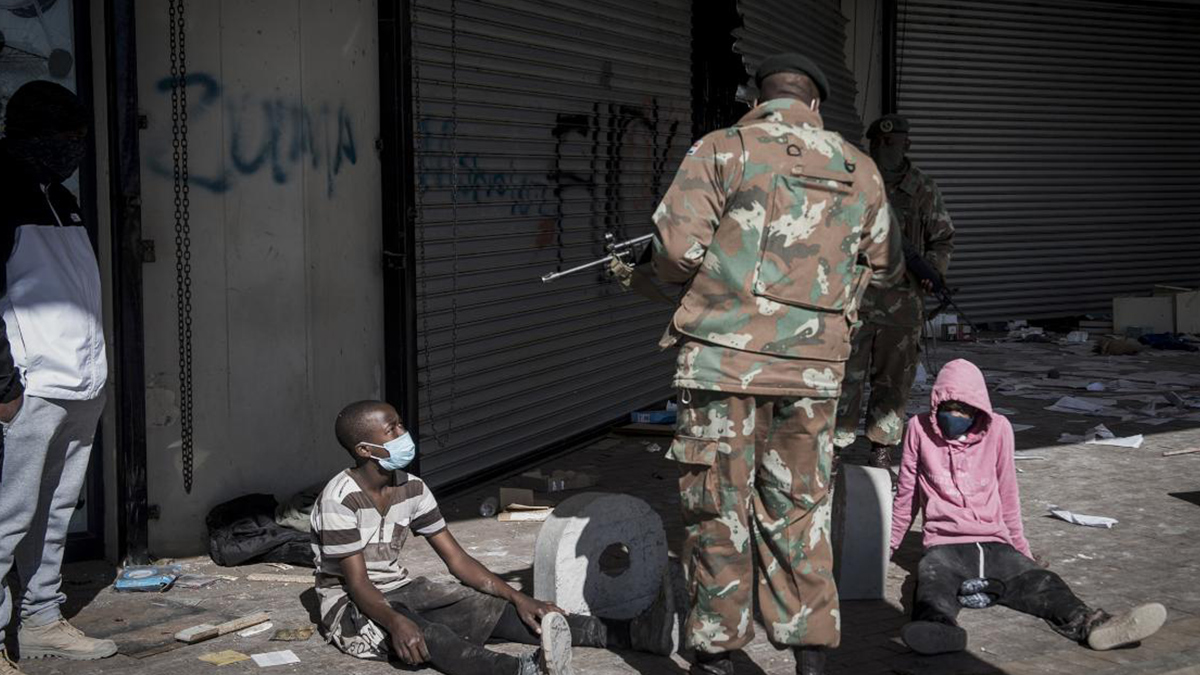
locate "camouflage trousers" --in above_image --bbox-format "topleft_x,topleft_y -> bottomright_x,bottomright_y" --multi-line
835,322 -> 922,448
670,390 -> 840,653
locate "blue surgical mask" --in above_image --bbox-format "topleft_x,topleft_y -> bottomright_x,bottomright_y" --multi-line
937,411 -> 975,439
363,433 -> 416,471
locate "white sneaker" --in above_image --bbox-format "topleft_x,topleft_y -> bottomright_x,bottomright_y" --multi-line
1087,603 -> 1167,651
0,650 -> 27,675
538,612 -> 573,675
19,619 -> 118,661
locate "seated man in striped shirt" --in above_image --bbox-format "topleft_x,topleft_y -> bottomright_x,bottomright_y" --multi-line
311,400 -> 673,675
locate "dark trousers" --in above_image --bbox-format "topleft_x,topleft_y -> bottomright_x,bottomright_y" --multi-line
914,542 -> 1090,640
396,603 -> 628,675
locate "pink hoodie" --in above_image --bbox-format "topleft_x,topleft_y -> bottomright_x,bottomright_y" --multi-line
890,359 -> 1032,558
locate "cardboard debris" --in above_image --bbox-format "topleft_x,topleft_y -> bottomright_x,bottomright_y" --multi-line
250,650 -> 301,667
1048,508 -> 1118,529
497,487 -> 554,522
175,574 -> 224,590
199,650 -> 251,666
270,627 -> 314,642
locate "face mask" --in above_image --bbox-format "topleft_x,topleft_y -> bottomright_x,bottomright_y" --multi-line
8,136 -> 87,182
363,432 -> 416,471
872,144 -> 906,174
937,411 -> 975,439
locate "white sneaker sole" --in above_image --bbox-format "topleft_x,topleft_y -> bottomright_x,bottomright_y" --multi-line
19,642 -> 118,661
539,612 -> 573,675
1088,603 -> 1167,651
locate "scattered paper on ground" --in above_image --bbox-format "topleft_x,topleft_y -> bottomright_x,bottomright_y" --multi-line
251,650 -> 300,667
1049,508 -> 1118,529
1057,424 -> 1144,448
1045,396 -> 1116,415
200,650 -> 251,666
1011,423 -> 1035,433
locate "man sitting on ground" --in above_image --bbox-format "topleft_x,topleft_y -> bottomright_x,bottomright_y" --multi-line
891,359 -> 1165,655
310,400 -> 673,675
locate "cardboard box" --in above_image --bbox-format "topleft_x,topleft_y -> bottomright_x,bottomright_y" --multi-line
1113,296 -> 1174,335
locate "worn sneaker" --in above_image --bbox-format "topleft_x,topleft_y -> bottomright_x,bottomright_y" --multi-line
0,650 -> 26,675
868,444 -> 893,469
630,568 -> 675,656
901,620 -> 968,655
538,612 -> 573,675
690,651 -> 735,675
1087,603 -> 1167,651
18,619 -> 118,660
793,646 -> 826,675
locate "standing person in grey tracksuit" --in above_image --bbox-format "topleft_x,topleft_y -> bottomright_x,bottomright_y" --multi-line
0,80 -> 116,674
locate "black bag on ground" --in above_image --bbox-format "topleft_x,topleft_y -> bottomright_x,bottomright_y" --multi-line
206,493 -> 314,567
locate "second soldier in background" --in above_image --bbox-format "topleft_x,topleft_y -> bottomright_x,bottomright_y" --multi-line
652,54 -> 901,675
835,114 -> 955,469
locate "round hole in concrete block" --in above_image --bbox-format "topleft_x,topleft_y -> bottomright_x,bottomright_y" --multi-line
533,492 -> 667,619
598,543 -> 631,577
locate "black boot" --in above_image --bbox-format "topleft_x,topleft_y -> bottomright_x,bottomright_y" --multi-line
690,651 -> 734,675
901,620 -> 968,655
868,443 -> 893,469
793,647 -> 826,675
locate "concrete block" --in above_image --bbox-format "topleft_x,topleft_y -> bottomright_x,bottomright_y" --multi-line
831,464 -> 893,600
1113,296 -> 1174,335
1176,291 -> 1200,334
533,492 -> 667,620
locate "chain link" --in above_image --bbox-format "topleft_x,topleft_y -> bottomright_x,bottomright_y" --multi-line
169,0 -> 195,494
447,0 -> 460,448
411,0 -> 451,453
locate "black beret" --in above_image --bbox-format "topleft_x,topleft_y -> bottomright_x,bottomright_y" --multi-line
4,80 -> 87,139
866,114 -> 911,139
754,53 -> 830,102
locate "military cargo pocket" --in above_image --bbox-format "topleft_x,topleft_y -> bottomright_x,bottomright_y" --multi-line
673,437 -> 722,521
753,165 -> 858,313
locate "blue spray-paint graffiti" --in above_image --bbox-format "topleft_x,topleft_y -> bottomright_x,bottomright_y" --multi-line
416,118 -> 553,217
150,73 -> 357,197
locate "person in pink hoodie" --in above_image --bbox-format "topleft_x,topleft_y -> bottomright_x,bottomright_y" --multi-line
890,359 -> 1165,655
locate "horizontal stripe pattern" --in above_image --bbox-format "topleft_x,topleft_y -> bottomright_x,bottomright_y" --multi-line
310,469 -> 447,636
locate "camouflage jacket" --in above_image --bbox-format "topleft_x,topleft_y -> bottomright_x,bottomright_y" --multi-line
652,99 -> 902,399
860,162 -> 954,327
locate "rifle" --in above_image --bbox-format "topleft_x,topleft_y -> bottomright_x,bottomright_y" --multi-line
540,233 -> 654,283
902,238 -> 978,331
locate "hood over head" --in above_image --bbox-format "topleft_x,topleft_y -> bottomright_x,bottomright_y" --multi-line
930,359 -> 993,442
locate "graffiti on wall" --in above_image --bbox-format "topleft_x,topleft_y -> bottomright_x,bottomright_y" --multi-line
149,73 -> 357,197
415,98 -> 681,248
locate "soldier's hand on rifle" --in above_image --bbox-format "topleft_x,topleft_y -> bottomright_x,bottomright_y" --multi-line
607,257 -> 636,290
921,278 -> 935,293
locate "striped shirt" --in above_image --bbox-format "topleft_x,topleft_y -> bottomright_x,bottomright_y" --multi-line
310,469 -> 446,631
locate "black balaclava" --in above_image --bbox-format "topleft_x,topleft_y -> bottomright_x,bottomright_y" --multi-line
4,80 -> 88,182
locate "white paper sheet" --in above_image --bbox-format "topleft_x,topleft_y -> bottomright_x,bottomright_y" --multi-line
1011,424 -> 1035,432
251,651 -> 300,667
1048,508 -> 1118,529
1045,396 -> 1116,415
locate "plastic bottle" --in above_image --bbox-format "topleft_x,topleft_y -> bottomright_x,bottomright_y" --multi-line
479,496 -> 499,518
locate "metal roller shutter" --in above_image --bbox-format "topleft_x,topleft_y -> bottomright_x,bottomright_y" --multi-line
734,0 -> 865,142
897,0 -> 1200,321
409,0 -> 690,484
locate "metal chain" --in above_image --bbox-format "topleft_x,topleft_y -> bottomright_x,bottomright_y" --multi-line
411,0 -> 450,453
169,0 -> 195,494
448,0 -> 460,448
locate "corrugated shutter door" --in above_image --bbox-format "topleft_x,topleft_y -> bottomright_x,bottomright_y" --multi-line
734,0 -> 865,142
410,0 -> 690,484
897,0 -> 1200,321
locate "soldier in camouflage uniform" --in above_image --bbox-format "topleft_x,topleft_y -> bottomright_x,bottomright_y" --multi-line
835,114 -> 954,469
651,54 -> 902,675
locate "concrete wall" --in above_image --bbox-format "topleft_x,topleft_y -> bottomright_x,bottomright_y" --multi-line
841,0 -> 884,144
136,0 -> 383,555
